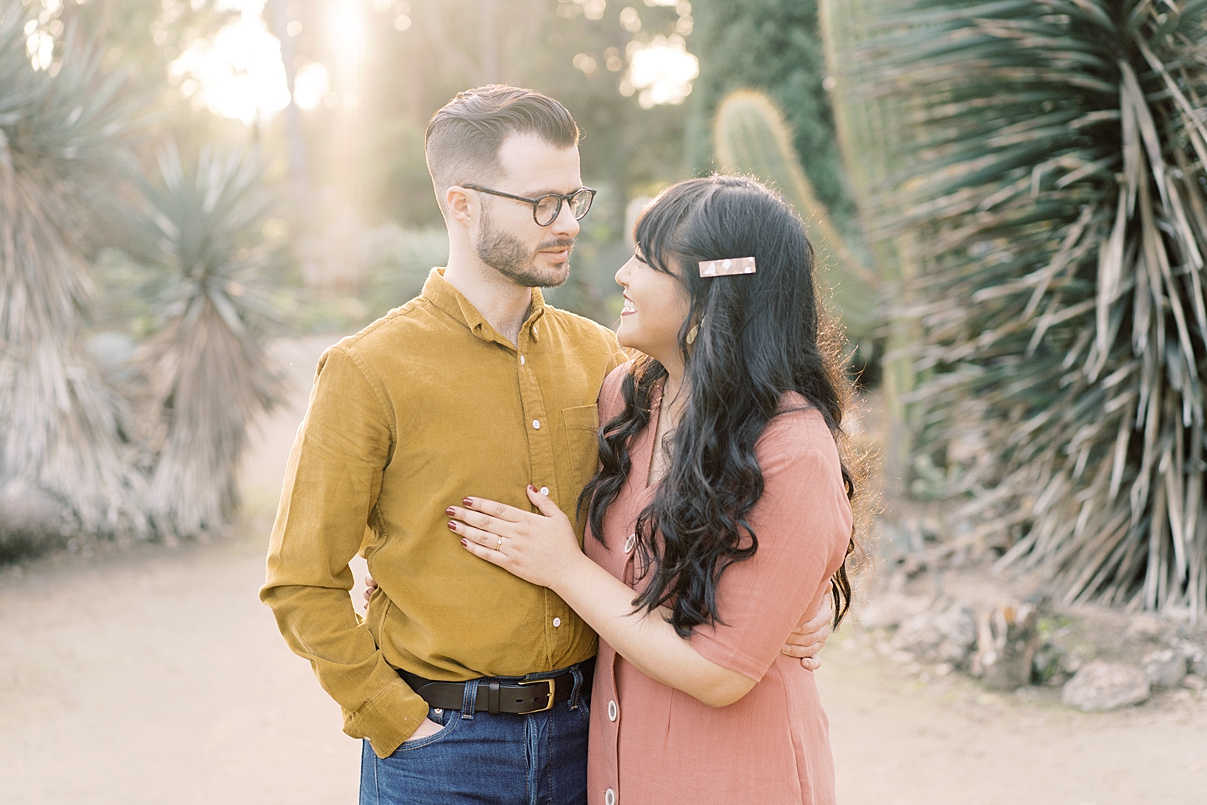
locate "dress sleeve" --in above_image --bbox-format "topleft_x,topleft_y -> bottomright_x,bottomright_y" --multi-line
597,362 -> 632,422
689,408 -> 853,682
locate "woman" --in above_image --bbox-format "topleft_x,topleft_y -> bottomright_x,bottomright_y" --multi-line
449,175 -> 857,805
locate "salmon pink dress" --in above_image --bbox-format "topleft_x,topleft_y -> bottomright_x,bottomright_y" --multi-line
584,367 -> 852,805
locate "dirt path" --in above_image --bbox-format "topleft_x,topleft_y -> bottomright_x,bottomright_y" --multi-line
821,635 -> 1206,804
1,336 -> 1204,804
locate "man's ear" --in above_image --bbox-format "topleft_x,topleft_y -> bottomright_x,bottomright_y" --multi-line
446,186 -> 474,227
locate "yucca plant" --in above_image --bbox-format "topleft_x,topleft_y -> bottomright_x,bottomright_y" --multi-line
824,0 -> 1207,617
713,89 -> 879,344
127,142 -> 283,538
0,2 -> 147,540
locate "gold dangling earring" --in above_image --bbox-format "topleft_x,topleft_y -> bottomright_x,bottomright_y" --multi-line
686,317 -> 703,345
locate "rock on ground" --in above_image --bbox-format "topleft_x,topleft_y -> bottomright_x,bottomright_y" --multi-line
1188,646 -> 1207,678
1062,662 -> 1151,711
0,481 -> 73,562
857,593 -> 931,630
1142,649 -> 1187,690
891,603 -> 977,666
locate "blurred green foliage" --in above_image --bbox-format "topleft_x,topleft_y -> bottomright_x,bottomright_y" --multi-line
689,0 -> 854,232
363,227 -> 450,319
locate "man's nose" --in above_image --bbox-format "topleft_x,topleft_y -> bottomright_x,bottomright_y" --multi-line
549,198 -> 581,238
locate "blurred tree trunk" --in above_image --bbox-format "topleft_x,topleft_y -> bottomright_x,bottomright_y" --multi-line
267,0 -> 310,207
480,0 -> 500,83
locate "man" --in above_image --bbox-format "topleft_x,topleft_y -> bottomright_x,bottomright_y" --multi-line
261,85 -> 828,805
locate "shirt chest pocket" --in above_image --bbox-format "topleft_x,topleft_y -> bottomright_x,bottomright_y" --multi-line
559,404 -> 601,493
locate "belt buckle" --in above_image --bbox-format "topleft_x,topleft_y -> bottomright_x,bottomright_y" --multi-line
518,678 -> 556,713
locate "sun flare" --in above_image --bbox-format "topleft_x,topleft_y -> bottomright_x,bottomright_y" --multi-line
168,0 -> 332,125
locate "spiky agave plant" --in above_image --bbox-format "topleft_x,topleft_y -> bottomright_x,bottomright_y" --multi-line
0,2 -> 147,539
129,142 -> 282,538
825,0 -> 1207,616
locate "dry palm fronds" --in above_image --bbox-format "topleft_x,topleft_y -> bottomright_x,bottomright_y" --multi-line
824,0 -> 1207,617
0,3 -> 146,537
128,143 -> 282,538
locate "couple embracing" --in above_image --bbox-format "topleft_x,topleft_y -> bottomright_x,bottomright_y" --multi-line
261,84 -> 858,805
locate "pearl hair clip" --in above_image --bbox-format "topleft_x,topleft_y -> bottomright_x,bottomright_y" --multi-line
698,256 -> 757,277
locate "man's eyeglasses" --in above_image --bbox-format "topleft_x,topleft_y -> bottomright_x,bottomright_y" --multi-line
463,184 -> 596,227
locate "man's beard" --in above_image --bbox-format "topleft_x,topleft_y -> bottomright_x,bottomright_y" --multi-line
475,207 -> 573,288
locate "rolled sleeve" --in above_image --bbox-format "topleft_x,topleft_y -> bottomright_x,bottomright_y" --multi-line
260,346 -> 428,756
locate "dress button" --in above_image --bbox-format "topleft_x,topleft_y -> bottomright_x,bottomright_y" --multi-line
553,617 -> 562,627
607,700 -> 618,721
539,486 -> 549,496
605,788 -> 615,805
624,533 -> 636,554
520,355 -> 526,365
532,420 -> 541,429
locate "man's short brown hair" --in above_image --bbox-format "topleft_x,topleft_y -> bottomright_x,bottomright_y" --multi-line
425,85 -> 581,213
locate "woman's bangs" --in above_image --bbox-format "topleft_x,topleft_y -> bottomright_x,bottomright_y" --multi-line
633,188 -> 698,277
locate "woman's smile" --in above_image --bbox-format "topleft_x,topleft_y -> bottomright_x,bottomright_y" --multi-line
613,252 -> 691,365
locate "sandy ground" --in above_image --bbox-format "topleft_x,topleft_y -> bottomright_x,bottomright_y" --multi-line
1,335 -> 1205,804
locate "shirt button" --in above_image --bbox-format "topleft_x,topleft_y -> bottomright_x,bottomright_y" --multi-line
607,700 -> 618,721
532,420 -> 541,429
553,617 -> 561,627
533,324 -> 540,338
520,355 -> 526,365
624,533 -> 636,554
605,788 -> 615,805
539,486 -> 549,496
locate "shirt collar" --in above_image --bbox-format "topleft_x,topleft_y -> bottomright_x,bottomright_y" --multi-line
421,268 -> 548,345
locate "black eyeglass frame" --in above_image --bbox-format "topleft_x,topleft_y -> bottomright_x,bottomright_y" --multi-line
462,184 -> 597,226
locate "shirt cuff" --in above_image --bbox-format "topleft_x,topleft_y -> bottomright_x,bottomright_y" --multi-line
343,677 -> 432,758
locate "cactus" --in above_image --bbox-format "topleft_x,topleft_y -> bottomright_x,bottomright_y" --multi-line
712,89 -> 878,343
815,0 -> 926,476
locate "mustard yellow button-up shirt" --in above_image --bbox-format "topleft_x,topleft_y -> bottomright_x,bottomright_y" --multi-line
261,269 -> 625,758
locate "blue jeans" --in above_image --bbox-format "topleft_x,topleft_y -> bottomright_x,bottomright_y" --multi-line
360,672 -> 591,805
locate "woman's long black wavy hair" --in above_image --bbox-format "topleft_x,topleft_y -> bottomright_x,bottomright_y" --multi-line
579,175 -> 861,637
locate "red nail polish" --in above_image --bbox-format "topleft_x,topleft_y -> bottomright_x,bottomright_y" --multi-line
445,507 -> 456,516
463,498 -> 473,507
447,521 -> 457,531
460,539 -> 468,548
528,485 -> 537,493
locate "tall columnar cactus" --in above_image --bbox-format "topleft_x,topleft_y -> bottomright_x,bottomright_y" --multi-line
0,4 -> 146,539
713,89 -> 878,344
823,0 -> 1207,616
819,0 -> 924,476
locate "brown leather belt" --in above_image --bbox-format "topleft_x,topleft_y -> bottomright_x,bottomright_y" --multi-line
398,658 -> 594,715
